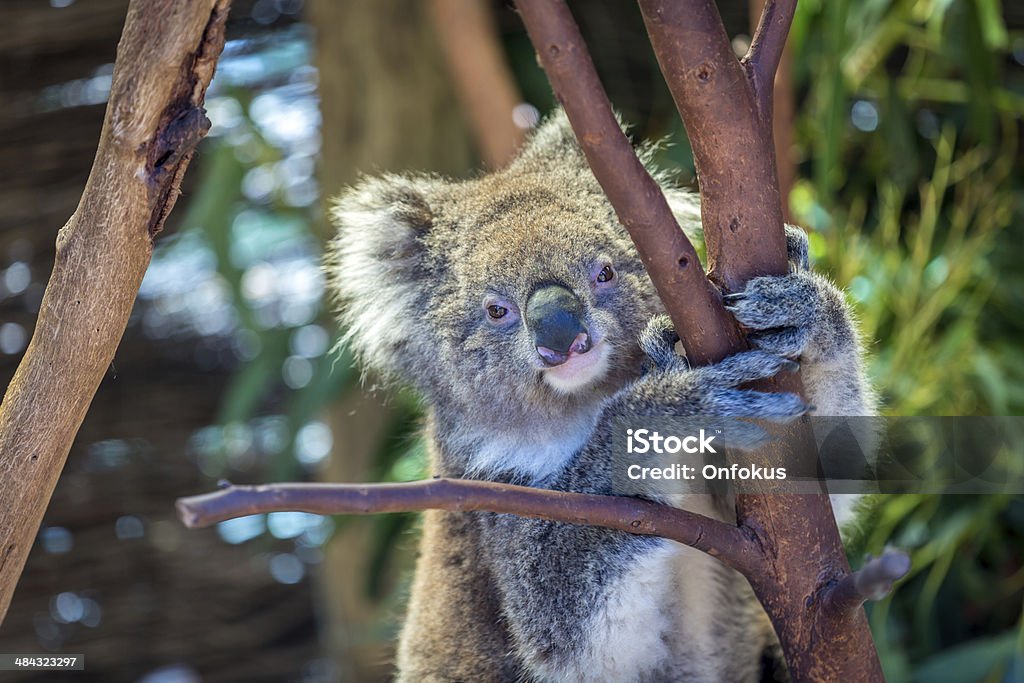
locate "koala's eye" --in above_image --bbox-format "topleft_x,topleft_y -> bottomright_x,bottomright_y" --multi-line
596,264 -> 616,284
487,304 -> 509,320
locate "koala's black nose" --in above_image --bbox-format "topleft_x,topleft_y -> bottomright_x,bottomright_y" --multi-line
526,284 -> 591,366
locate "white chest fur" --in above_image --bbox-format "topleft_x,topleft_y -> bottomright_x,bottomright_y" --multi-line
531,541 -> 737,683
461,407 -> 601,482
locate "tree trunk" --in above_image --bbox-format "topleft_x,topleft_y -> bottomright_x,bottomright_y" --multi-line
0,0 -> 229,624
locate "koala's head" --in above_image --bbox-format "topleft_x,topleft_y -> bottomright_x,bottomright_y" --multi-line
328,112 -> 697,425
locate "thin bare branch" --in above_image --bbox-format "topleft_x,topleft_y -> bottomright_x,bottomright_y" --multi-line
514,0 -> 744,366
744,0 -> 798,117
749,0 -> 797,218
823,549 -> 912,617
176,480 -> 763,576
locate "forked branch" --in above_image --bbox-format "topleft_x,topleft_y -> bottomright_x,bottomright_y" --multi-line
637,0 -> 789,291
745,0 -> 799,116
514,0 -> 744,366
519,2 -> 899,682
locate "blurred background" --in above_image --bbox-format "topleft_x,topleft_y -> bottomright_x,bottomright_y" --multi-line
0,0 -> 1021,681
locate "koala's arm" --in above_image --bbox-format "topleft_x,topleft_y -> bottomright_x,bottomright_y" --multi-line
724,226 -> 876,417
477,338 -> 806,682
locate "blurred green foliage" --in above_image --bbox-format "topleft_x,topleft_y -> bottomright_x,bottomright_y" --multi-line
151,31 -> 355,488
791,0 -> 1022,418
783,1 -> 1024,680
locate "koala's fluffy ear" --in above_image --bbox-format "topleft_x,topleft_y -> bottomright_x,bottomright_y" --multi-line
327,174 -> 436,380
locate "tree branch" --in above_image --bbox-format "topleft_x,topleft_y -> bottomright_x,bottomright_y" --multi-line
638,0 -> 788,293
515,2 -> 890,681
0,0 -> 230,624
749,0 -> 798,219
822,549 -> 912,617
176,480 -> 763,576
744,0 -> 798,117
514,0 -> 744,366
173,5 -> 895,682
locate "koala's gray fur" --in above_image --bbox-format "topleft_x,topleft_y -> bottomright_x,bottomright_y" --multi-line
327,111 -> 875,682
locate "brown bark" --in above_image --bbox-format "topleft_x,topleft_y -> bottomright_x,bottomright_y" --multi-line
750,0 -> 798,221
639,0 -> 792,293
513,0 -> 744,367
428,0 -> 527,169
0,0 -> 229,623
635,3 -> 885,680
179,480 -> 761,577
520,0 -> 886,680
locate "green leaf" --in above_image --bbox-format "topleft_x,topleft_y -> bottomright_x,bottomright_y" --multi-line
912,632 -> 1016,683
974,0 -> 1008,50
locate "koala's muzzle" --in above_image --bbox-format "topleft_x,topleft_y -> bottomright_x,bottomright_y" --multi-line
526,284 -> 592,366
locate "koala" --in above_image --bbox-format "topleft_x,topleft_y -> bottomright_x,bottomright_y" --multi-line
327,111 -> 874,682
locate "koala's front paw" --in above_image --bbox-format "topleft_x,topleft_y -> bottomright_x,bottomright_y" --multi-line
722,226 -> 856,363
724,270 -> 854,364
723,274 -> 817,359
630,316 -> 808,423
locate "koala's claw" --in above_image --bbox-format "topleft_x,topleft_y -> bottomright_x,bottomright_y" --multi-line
699,351 -> 807,421
726,273 -> 819,331
618,347 -> 809,424
639,315 -> 684,370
